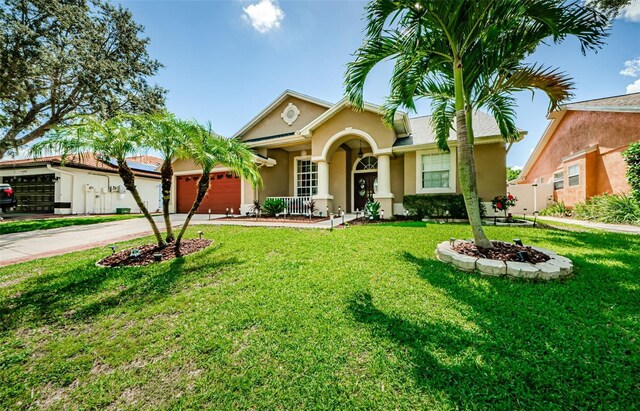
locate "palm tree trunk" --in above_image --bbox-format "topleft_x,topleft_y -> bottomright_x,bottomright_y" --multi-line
175,172 -> 210,253
118,160 -> 167,248
160,160 -> 174,243
453,61 -> 493,248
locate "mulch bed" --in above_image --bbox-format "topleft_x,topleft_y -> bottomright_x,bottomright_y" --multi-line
97,239 -> 212,267
453,241 -> 551,263
220,216 -> 329,224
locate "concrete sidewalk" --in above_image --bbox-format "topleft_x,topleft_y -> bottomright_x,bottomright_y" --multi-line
537,216 -> 640,234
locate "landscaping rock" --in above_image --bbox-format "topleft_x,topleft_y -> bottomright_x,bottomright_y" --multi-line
451,254 -> 478,272
506,261 -> 540,279
476,258 -> 507,276
536,262 -> 562,280
545,257 -> 573,275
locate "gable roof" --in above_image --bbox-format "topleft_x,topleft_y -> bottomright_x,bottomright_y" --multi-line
0,153 -> 161,179
298,97 -> 410,137
231,90 -> 333,139
562,92 -> 640,113
516,92 -> 640,183
394,111 -> 523,148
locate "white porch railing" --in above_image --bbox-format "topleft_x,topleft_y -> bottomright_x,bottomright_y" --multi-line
266,196 -> 312,215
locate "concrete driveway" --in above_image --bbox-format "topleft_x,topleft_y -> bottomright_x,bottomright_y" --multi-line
0,214 -> 214,267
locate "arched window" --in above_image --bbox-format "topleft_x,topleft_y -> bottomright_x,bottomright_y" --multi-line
355,156 -> 378,171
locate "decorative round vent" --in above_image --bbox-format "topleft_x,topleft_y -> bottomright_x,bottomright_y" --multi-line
281,102 -> 300,126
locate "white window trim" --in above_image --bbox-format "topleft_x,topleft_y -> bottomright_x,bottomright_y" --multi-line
553,171 -> 564,190
293,156 -> 317,198
416,149 -> 456,194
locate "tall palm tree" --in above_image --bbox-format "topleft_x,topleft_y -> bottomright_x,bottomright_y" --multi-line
345,0 -> 608,248
137,111 -> 190,243
174,122 -> 262,252
31,115 -> 167,248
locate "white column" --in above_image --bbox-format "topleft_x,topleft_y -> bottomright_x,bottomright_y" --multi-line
316,160 -> 330,198
377,154 -> 391,195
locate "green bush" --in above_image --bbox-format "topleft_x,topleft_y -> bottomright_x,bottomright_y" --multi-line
573,194 -> 640,225
539,201 -> 570,217
261,198 -> 285,217
403,194 -> 486,219
622,142 -> 640,202
364,200 -> 382,220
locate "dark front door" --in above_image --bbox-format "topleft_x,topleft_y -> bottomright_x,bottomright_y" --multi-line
353,172 -> 377,211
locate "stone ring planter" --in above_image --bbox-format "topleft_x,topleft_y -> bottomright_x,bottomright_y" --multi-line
435,241 -> 573,280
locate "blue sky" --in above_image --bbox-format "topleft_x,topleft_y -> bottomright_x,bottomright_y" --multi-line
118,0 -> 640,168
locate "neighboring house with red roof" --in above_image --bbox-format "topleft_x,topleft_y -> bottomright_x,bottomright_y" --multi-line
0,153 -> 162,214
515,92 -> 640,207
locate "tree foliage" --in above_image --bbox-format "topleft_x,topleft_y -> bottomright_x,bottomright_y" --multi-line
507,166 -> 522,182
0,0 -> 165,158
623,142 -> 640,202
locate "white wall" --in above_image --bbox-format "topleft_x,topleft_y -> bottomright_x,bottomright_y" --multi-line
0,166 -> 161,214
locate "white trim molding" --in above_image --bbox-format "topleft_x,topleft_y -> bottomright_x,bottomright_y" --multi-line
415,149 -> 457,194
317,128 -> 382,162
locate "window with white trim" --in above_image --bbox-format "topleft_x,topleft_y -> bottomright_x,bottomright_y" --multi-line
568,164 -> 580,187
295,159 -> 317,197
553,172 -> 564,190
422,153 -> 451,189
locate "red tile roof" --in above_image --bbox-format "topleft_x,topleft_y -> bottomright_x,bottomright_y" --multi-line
0,153 -> 161,179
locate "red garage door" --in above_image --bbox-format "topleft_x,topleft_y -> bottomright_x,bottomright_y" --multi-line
176,172 -> 241,214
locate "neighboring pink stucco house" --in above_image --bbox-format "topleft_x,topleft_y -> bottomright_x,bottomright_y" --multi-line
516,93 -> 640,207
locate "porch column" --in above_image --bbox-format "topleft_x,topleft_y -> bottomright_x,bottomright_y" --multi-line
373,154 -> 394,217
313,160 -> 333,216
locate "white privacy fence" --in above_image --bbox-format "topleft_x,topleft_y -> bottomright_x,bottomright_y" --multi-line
506,183 -> 554,214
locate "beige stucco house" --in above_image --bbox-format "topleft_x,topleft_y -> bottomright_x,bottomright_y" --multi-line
171,90 -> 524,216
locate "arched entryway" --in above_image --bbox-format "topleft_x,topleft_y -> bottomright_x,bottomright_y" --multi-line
352,155 -> 378,211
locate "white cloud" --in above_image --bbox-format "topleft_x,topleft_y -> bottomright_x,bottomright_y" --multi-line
621,57 -> 640,76
510,165 -> 523,170
626,79 -> 640,93
242,0 -> 284,33
619,0 -> 640,22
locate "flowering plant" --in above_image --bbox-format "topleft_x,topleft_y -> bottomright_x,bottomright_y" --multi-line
492,193 -> 517,216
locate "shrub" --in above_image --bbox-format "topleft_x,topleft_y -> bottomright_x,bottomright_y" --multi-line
403,194 -> 486,219
573,193 -> 640,225
364,200 -> 381,220
622,142 -> 640,202
261,198 -> 285,217
539,201 -> 570,217
491,193 -> 517,216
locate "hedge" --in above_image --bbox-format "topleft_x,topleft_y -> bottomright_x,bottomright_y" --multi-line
403,194 -> 486,219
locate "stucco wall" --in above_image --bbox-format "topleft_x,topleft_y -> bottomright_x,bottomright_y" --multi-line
258,148 -> 289,200
474,142 -> 507,200
310,107 -> 396,159
521,110 -> 638,204
390,155 -> 404,200
403,151 -> 417,196
241,97 -> 328,141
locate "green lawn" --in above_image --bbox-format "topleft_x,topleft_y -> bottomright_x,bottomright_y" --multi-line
0,214 -> 143,235
1,224 -> 638,409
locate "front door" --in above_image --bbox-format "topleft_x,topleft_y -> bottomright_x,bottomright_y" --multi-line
353,172 -> 377,211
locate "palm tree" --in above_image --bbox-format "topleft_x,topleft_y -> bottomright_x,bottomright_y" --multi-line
31,115 -> 167,248
137,111 -> 190,243
174,122 -> 262,252
345,0 -> 608,248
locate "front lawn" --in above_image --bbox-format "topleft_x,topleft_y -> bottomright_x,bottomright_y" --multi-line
1,224 -> 638,409
0,214 -> 143,235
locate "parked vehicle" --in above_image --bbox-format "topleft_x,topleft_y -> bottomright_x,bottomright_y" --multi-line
0,183 -> 18,213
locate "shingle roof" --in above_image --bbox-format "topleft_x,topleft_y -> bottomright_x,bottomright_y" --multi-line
0,153 -> 161,179
564,92 -> 640,112
395,111 -> 506,147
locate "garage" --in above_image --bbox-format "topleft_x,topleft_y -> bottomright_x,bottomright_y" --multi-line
176,172 -> 241,214
2,174 -> 56,213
